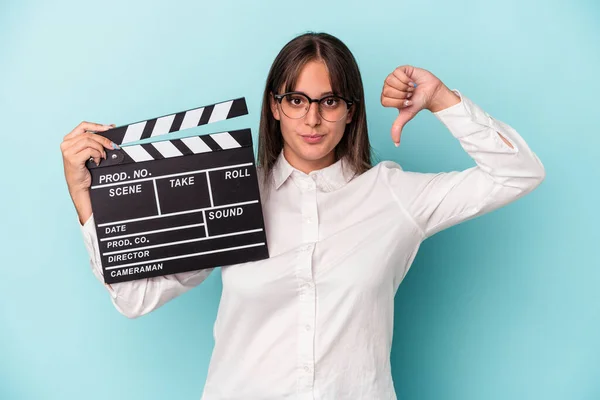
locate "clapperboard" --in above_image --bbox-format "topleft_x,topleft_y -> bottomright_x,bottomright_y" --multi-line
85,97 -> 269,284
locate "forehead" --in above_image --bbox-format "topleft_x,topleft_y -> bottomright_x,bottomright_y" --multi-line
292,60 -> 333,95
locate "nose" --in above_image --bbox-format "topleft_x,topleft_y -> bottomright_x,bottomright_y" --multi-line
304,101 -> 321,127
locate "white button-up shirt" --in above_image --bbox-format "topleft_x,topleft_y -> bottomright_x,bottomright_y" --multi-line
79,91 -> 545,399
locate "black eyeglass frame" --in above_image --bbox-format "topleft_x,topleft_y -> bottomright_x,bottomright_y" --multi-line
272,91 -> 356,122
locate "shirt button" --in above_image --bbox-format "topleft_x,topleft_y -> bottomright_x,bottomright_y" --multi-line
304,366 -> 311,373
305,325 -> 312,331
305,217 -> 312,224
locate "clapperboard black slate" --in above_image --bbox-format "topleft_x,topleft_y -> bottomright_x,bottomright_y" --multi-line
85,97 -> 269,283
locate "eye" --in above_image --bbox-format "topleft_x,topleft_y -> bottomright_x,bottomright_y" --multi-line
322,96 -> 341,108
285,94 -> 307,107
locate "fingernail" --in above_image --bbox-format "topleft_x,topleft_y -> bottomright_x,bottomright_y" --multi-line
411,82 -> 417,88
111,142 -> 120,150
407,92 -> 413,98
404,100 -> 411,107
95,160 -> 100,167
110,124 -> 116,128
394,142 -> 400,147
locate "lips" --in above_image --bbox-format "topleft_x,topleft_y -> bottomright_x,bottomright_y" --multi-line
301,134 -> 325,144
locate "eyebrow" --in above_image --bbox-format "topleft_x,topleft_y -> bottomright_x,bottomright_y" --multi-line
291,90 -> 336,97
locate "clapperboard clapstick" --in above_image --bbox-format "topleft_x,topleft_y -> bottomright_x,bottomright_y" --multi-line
86,97 -> 269,283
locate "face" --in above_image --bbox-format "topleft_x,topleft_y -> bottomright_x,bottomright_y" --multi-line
270,60 -> 354,174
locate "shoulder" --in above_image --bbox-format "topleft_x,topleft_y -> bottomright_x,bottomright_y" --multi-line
349,160 -> 405,182
255,164 -> 274,201
375,160 -> 404,172
347,160 -> 408,191
256,163 -> 265,178
369,159 -> 435,193
368,160 -> 404,182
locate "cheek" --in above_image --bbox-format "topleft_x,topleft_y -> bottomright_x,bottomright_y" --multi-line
332,121 -> 347,139
279,118 -> 298,138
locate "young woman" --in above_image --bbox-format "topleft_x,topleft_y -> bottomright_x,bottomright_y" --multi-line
61,32 -> 545,399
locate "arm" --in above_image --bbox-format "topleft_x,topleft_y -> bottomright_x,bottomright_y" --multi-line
384,90 -> 545,238
80,213 -> 213,318
380,66 -> 545,238
61,121 -> 212,319
428,84 -> 515,149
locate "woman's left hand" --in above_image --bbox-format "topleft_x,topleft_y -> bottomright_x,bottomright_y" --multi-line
380,65 -> 460,146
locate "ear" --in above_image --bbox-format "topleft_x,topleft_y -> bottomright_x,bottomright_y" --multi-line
345,104 -> 355,124
270,93 -> 281,121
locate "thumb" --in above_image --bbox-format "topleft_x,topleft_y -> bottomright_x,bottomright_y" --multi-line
391,109 -> 415,146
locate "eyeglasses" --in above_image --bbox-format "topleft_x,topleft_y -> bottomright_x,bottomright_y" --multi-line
272,91 -> 355,122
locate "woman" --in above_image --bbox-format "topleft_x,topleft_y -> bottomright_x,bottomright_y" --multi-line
61,32 -> 545,399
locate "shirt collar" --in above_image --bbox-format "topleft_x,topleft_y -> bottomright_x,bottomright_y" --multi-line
272,149 -> 356,192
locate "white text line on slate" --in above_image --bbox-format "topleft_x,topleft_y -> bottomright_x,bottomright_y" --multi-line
100,223 -> 206,241
91,162 -> 254,189
103,228 -> 265,256
97,200 -> 259,227
105,242 -> 266,270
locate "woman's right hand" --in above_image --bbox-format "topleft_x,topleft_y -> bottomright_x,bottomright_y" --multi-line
61,121 -> 116,193
61,121 -> 117,223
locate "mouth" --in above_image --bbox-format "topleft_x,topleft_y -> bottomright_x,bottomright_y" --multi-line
300,134 -> 325,144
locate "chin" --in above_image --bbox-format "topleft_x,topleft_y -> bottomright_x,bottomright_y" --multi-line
282,133 -> 340,167
296,143 -> 334,161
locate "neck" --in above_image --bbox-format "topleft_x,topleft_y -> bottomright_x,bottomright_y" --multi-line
283,146 -> 336,174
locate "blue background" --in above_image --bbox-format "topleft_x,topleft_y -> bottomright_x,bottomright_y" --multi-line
1,1 -> 598,399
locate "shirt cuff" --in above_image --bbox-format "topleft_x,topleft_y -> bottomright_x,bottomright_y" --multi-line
79,213 -> 94,230
78,213 -> 110,283
432,89 -> 505,137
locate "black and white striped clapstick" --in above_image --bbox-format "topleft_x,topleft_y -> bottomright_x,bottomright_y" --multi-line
87,97 -> 248,168
97,128 -> 253,165
100,97 -> 247,145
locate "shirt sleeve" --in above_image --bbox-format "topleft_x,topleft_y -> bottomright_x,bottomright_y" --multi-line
383,90 -> 546,239
79,213 -> 213,318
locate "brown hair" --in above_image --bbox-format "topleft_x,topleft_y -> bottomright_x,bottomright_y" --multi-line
257,32 -> 372,186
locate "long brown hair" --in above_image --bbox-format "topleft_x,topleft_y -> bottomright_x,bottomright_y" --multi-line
257,32 -> 372,186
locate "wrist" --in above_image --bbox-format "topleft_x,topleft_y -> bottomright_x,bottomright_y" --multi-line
69,186 -> 89,200
428,85 -> 460,113
69,188 -> 92,225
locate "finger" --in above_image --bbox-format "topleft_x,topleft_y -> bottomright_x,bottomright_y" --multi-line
385,74 -> 414,92
74,147 -> 103,167
392,66 -> 417,89
62,136 -> 108,159
391,109 -> 417,146
382,85 -> 411,100
63,131 -> 114,153
381,95 -> 413,109
64,121 -> 115,140
61,136 -> 107,161
83,131 -> 116,150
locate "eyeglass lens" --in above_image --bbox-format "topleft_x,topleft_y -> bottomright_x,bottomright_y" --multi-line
280,93 -> 348,122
